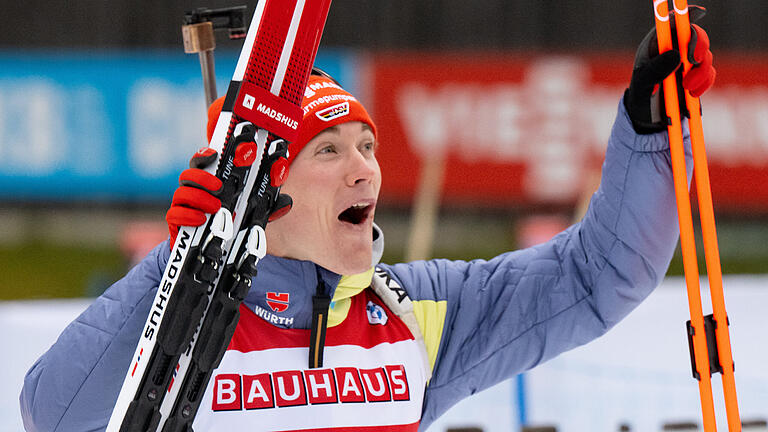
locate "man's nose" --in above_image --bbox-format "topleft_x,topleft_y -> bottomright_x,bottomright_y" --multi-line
345,150 -> 375,186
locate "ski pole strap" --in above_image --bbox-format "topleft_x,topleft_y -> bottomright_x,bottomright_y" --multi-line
309,273 -> 331,369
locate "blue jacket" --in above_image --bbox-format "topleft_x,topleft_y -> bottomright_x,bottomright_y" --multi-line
20,100 -> 690,431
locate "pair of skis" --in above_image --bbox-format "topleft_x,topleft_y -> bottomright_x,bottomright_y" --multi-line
107,0 -> 332,430
652,1 -> 740,430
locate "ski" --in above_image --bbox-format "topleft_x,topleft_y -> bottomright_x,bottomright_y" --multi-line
107,1 -> 332,430
652,1 -> 740,431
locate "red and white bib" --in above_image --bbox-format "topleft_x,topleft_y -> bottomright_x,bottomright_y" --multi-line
194,288 -> 428,431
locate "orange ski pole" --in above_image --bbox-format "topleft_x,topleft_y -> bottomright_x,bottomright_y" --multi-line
670,0 -> 741,429
651,1 -> 717,430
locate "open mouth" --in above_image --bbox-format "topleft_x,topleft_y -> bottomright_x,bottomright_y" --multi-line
338,202 -> 373,225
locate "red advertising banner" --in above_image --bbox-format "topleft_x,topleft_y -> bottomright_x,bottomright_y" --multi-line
368,52 -> 768,212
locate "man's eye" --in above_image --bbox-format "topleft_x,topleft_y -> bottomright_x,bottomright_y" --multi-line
361,142 -> 375,152
318,145 -> 336,154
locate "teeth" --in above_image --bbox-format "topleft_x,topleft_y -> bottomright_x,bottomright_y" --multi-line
351,203 -> 367,209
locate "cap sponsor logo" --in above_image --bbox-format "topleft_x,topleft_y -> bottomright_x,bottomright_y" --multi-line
316,102 -> 350,122
212,365 -> 410,411
304,81 -> 342,99
309,81 -> 342,92
303,94 -> 355,115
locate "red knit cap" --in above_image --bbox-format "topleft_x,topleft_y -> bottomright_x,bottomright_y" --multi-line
206,75 -> 376,164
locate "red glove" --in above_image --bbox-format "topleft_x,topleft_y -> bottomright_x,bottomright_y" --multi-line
180,95 -> 291,246
166,147 -> 223,248
682,24 -> 716,97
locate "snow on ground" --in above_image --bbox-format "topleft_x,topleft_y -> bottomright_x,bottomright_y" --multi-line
3,276 -> 767,432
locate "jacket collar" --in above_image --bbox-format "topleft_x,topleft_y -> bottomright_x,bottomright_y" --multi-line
241,223 -> 384,329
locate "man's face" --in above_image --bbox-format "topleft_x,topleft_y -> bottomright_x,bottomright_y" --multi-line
266,121 -> 381,275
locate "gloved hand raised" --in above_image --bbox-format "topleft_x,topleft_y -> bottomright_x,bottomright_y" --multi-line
624,6 -> 716,134
166,147 -> 222,249
166,96 -> 293,249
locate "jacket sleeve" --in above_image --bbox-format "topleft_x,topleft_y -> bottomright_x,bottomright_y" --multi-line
20,240 -> 170,432
381,99 -> 691,427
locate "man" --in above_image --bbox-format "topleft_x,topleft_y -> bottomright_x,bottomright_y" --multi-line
21,20 -> 715,431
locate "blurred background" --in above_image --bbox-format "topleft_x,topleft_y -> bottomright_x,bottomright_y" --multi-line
1,1 -> 767,431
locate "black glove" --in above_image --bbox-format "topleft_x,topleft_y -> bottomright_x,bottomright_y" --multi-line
624,6 -> 716,134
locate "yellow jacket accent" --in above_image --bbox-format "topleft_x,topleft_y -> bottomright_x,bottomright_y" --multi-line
328,268 -> 374,327
411,299 -> 447,372
327,267 -> 446,375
